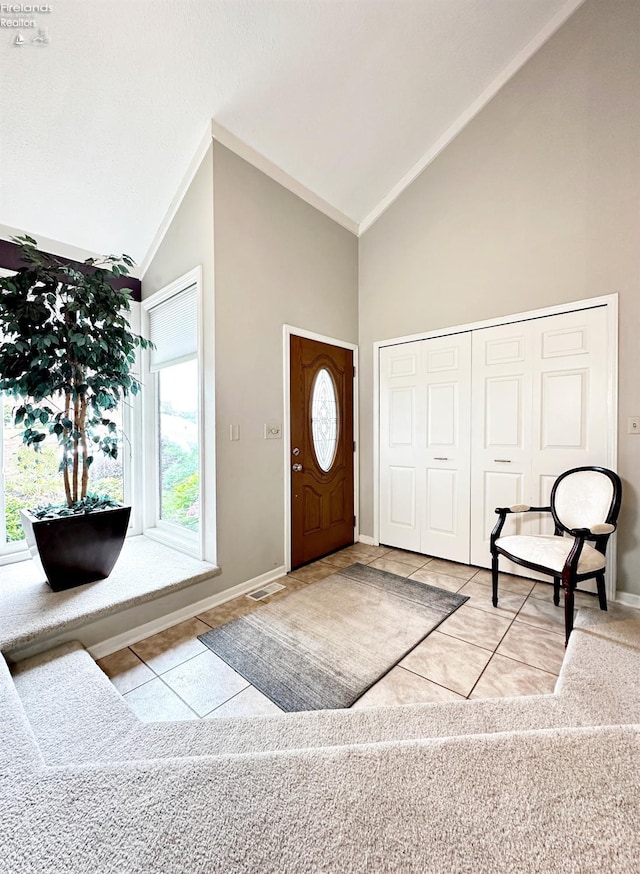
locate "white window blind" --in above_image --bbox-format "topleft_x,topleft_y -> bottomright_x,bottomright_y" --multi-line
148,284 -> 198,371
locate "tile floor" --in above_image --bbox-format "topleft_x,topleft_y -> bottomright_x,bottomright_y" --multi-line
96,543 -> 593,721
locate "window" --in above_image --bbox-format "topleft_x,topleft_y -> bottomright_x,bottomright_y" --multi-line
158,360 -> 199,530
0,267 -> 133,562
142,273 -> 201,556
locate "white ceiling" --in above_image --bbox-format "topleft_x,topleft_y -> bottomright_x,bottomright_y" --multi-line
0,0 -> 581,268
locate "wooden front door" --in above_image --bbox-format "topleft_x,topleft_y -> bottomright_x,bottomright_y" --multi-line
290,335 -> 354,569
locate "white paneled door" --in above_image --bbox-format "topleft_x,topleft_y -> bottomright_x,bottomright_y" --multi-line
469,322 -> 533,572
379,334 -> 472,561
378,303 -> 613,577
470,306 -> 610,570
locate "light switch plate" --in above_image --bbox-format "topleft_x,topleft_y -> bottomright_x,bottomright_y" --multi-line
264,423 -> 282,439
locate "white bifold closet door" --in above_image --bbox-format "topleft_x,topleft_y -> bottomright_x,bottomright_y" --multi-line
379,334 -> 471,561
470,307 -> 609,571
379,305 -> 610,575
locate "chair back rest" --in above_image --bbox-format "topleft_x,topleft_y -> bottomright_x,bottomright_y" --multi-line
551,467 -> 621,534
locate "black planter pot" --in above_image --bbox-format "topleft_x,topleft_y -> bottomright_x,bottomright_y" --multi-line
20,506 -> 131,592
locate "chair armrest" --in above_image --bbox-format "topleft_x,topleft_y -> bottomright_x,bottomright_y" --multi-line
491,505 -> 551,545
590,522 -> 616,535
494,505 -> 551,515
568,523 -> 616,538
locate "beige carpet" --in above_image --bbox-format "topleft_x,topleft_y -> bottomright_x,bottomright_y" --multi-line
198,562 -> 467,711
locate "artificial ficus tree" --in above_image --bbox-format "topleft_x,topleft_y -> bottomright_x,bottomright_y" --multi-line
0,236 -> 150,510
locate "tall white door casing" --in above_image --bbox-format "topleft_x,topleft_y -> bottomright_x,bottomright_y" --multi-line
379,334 -> 472,561
377,301 -> 614,584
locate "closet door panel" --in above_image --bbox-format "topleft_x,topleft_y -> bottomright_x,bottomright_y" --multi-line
379,334 -> 471,560
470,323 -> 533,571
532,308 -> 608,473
379,343 -> 422,550
420,333 -> 471,563
530,307 -> 610,588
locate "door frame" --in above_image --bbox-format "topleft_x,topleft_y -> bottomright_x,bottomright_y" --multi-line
373,293 -> 619,594
283,325 -> 359,573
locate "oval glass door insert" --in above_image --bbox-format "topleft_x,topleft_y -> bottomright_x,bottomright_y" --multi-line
311,367 -> 339,471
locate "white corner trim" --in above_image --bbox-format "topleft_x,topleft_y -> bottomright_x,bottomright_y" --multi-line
614,591 -> 640,610
358,534 -> 377,546
212,121 -> 359,236
88,565 -> 286,659
358,0 -> 587,235
138,123 -> 214,279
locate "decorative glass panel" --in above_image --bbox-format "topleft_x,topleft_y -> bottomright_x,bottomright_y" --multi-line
311,368 -> 338,472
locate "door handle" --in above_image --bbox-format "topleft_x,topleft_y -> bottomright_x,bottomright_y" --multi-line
494,459 -> 512,463
434,457 -> 449,461
292,463 -> 303,472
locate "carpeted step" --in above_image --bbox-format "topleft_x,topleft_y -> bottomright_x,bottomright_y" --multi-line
11,615 -> 640,766
11,640 -> 139,766
101,624 -> 640,763
574,602 -> 640,649
0,655 -> 42,773
1,723 -> 639,873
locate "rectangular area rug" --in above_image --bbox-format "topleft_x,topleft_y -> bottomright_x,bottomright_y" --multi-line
198,563 -> 468,712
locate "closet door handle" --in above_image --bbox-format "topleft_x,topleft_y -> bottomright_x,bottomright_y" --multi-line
494,459 -> 512,463
434,457 -> 449,461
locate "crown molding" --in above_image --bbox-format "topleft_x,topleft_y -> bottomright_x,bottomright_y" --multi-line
358,0 -> 586,235
138,0 -> 584,259
211,121 -> 359,236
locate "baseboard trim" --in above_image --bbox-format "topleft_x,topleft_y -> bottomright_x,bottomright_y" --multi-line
358,534 -> 377,546
614,590 -> 640,609
89,565 -> 286,659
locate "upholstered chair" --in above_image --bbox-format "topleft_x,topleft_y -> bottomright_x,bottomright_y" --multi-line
490,467 -> 622,644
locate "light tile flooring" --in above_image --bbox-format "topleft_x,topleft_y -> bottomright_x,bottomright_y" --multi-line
96,543 -> 595,721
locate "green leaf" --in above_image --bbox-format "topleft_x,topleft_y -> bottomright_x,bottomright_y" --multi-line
0,236 -> 142,493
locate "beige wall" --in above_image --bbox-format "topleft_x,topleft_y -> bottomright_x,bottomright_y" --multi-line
359,0 -> 640,596
143,141 -> 358,594
212,142 -> 358,587
142,144 -> 217,565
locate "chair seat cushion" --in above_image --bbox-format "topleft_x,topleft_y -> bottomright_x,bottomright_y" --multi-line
495,535 -> 606,575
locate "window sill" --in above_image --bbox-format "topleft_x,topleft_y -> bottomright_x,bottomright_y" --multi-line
0,535 -> 219,655
143,524 -> 200,559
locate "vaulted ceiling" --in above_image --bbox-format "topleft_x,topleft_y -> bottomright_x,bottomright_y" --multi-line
0,0 -> 582,268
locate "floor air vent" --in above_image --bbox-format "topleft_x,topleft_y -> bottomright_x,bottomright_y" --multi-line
246,582 -> 285,601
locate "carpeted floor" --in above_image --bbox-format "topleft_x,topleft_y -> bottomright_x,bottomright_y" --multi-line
198,562 -> 467,710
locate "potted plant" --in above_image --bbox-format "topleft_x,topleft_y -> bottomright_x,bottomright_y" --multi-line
0,236 -> 150,590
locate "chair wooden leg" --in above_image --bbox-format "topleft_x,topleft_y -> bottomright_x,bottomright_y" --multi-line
492,555 -> 499,608
563,581 -> 575,647
595,573 -> 608,611
553,577 -> 560,607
